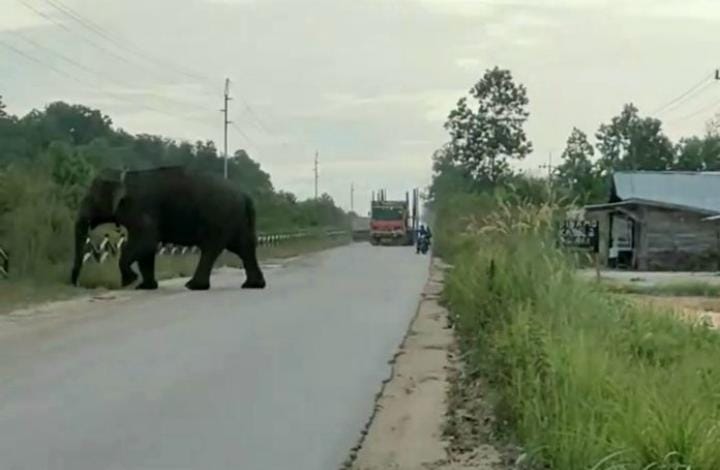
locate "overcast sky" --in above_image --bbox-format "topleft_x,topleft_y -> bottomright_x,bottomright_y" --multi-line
1,0 -> 719,214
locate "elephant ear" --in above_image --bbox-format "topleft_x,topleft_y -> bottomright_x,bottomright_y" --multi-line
111,170 -> 128,214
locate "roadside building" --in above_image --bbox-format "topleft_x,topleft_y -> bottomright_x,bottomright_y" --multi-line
585,171 -> 720,271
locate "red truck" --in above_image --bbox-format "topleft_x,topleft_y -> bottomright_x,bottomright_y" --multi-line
369,189 -> 419,246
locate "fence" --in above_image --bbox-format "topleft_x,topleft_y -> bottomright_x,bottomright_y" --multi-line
0,229 -> 348,278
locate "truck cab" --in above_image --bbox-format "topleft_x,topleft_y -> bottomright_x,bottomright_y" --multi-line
370,201 -> 412,246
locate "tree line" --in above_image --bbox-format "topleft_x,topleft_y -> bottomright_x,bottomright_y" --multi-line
430,67 -> 720,205
0,95 -> 347,277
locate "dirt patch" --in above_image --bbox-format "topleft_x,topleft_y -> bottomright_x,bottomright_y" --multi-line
350,259 -> 506,470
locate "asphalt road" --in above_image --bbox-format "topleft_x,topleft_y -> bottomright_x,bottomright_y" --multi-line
0,244 -> 429,470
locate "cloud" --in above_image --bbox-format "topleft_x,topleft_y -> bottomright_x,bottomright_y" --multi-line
0,1 -> 52,32
3,0 -> 720,212
455,57 -> 482,70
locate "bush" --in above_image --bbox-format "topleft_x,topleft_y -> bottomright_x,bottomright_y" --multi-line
440,193 -> 720,469
0,164 -> 75,279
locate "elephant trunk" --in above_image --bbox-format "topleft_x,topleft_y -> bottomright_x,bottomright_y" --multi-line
70,214 -> 90,286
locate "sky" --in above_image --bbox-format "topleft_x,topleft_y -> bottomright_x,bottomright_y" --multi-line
1,0 -> 720,215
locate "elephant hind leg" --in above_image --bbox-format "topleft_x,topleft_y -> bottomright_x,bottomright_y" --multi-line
228,235 -> 266,289
186,243 -> 223,291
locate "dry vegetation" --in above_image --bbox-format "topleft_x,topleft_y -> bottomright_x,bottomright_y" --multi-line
436,192 -> 720,469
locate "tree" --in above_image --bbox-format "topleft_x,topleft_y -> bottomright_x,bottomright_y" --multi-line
227,149 -> 274,198
21,102 -> 113,149
429,145 -> 474,201
444,67 -> 532,185
675,135 -> 720,171
0,101 -> 29,165
0,95 -> 349,246
555,128 -> 603,203
596,104 -> 674,174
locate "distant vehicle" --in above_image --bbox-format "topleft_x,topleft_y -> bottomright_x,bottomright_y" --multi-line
351,215 -> 371,241
369,189 -> 419,246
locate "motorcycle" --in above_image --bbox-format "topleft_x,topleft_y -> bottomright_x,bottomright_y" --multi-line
416,234 -> 430,255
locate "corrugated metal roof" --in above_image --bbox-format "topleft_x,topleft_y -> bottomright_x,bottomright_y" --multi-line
611,171 -> 720,214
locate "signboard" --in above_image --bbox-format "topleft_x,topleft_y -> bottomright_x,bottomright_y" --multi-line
560,219 -> 599,252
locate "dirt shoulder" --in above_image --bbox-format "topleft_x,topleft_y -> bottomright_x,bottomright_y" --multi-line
348,259 -> 506,470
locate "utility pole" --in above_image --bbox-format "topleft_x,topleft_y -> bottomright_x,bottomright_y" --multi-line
314,151 -> 319,199
350,182 -> 355,212
538,151 -> 555,182
222,78 -> 232,179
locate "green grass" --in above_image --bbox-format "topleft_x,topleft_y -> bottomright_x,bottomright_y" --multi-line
601,280 -> 720,298
0,233 -> 349,313
438,195 -> 720,470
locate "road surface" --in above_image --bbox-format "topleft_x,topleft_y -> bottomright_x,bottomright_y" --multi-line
0,244 -> 429,470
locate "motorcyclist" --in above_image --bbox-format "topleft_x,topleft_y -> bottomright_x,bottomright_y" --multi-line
416,224 -> 431,253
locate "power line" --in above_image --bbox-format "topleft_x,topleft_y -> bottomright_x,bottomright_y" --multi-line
0,39 -> 214,128
38,0 -> 219,89
0,39 -> 86,86
665,72 -> 720,124
242,103 -> 275,135
651,70 -> 716,115
16,0 -> 148,72
667,96 -> 720,124
230,122 -> 260,152
16,0 -> 210,93
23,0 -> 281,139
12,0 -> 278,146
9,29 -> 216,116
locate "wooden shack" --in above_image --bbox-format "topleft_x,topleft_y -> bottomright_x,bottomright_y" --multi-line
585,171 -> 720,271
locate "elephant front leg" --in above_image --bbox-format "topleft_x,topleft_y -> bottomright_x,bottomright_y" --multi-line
185,244 -> 223,291
119,246 -> 139,287
136,252 -> 158,290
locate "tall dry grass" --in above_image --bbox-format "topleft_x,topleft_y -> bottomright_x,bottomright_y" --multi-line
439,193 -> 720,469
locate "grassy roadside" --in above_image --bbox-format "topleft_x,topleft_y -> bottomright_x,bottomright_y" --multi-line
437,195 -> 720,469
0,234 -> 350,314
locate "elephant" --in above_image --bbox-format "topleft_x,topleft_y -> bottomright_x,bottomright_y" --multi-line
70,166 -> 266,291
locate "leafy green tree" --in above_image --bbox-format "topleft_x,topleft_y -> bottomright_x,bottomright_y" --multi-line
131,134 -> 168,169
674,135 -> 720,171
429,145 -> 474,201
444,67 -> 532,185
227,149 -> 274,198
555,128 -> 603,203
21,102 -> 113,150
44,141 -> 95,208
0,111 -> 30,165
0,95 -> 7,118
596,104 -> 674,174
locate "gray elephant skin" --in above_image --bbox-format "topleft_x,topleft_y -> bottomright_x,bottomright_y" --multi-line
70,166 -> 266,291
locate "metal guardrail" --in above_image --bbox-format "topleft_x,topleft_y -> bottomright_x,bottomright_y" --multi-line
0,229 -> 348,278
0,246 -> 8,278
